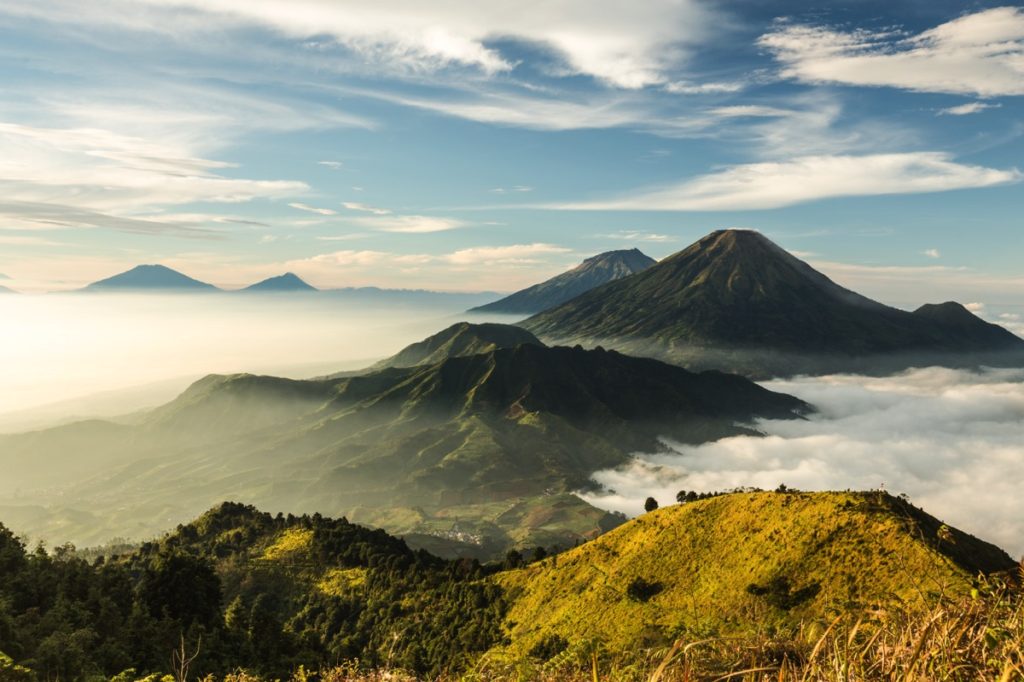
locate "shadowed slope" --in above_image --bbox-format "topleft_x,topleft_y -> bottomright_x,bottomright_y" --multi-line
471,249 -> 655,315
523,230 -> 1023,376
0,344 -> 806,554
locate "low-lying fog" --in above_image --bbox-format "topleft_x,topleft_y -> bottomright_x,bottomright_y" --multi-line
0,292 -> 502,432
581,366 -> 1024,558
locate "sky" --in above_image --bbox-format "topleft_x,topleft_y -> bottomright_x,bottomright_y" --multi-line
1,1 -> 1023,298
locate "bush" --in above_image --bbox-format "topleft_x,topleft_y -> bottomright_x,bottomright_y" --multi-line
625,577 -> 663,603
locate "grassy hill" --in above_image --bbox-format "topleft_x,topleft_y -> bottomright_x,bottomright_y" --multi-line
1,494 -> 1018,681
0,343 -> 805,556
491,490 -> 1016,661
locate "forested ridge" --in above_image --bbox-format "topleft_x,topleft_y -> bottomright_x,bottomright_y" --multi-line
0,502 -> 507,680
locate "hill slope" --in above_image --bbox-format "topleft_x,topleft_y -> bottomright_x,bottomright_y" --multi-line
522,230 -> 1024,377
83,264 -> 218,291
324,322 -> 545,378
0,343 -> 805,555
0,501 -> 507,678
243,272 -> 317,292
470,249 -> 655,315
494,490 -> 1016,659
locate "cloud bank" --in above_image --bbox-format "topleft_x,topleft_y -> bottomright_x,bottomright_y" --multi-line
582,367 -> 1024,558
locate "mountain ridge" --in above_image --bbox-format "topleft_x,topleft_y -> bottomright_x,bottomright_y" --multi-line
522,229 -> 1024,376
0,341 -> 806,554
325,322 -> 544,378
470,248 -> 655,315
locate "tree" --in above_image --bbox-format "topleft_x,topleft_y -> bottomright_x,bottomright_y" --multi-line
643,497 -> 659,513
139,551 -> 222,629
675,490 -> 687,504
503,549 -> 524,570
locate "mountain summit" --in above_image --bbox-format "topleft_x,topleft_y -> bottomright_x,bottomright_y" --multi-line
83,264 -> 218,292
243,272 -> 317,292
470,248 -> 655,315
522,229 -> 1023,376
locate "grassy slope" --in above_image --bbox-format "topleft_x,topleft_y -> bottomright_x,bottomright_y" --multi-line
492,491 -> 1016,658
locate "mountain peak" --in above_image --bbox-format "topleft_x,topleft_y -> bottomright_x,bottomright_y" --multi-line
83,264 -> 218,291
470,248 -> 656,315
368,321 -> 543,371
243,272 -> 317,292
522,229 -> 1024,375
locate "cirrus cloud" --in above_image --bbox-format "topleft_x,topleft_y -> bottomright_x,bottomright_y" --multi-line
556,153 -> 1019,211
7,0 -> 715,89
760,7 -> 1024,97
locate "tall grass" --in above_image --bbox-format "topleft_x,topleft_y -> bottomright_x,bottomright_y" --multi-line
171,568 -> 1023,682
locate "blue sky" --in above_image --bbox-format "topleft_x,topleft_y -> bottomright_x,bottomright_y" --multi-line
0,0 -> 1022,304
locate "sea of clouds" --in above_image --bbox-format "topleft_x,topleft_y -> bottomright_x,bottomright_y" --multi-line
581,366 -> 1024,558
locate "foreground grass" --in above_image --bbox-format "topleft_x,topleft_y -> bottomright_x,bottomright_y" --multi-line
480,582 -> 1024,681
108,575 -> 1022,682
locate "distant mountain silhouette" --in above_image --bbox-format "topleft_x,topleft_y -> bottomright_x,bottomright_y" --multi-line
470,248 -> 655,315
522,229 -> 1024,376
83,264 -> 218,291
243,272 -> 317,292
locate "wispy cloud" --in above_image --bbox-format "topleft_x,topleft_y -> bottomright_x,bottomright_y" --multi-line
760,7 -> 1024,97
664,80 -> 745,94
937,102 -> 1002,116
0,235 -> 68,247
289,202 -> 337,216
600,230 -> 674,243
489,185 -> 533,194
556,153 -> 1019,211
282,242 -> 573,290
348,85 -> 656,131
316,233 -> 369,241
342,202 -> 392,215
923,248 -> 941,258
0,119 -> 308,235
57,0 -> 717,89
353,215 -> 468,234
442,243 -> 570,265
317,160 -> 343,169
340,201 -> 468,233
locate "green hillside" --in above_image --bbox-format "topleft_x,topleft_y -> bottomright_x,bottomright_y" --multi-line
0,344 -> 805,556
522,229 -> 1024,377
0,502 -> 506,679
491,490 -> 1016,661
363,321 -> 543,373
0,494 -> 1017,681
